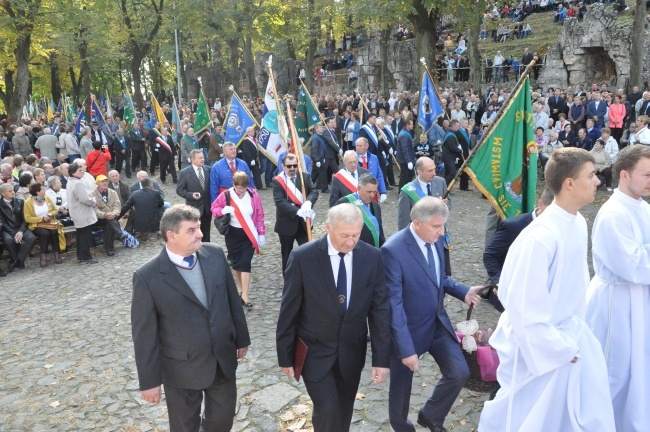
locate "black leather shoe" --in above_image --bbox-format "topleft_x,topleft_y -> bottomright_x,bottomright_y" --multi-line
78,258 -> 99,264
8,260 -> 18,272
106,250 -> 115,256
16,260 -> 25,269
417,411 -> 447,432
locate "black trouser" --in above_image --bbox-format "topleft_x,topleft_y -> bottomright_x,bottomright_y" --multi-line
164,364 -> 236,432
398,163 -> 414,191
159,158 -> 177,183
303,361 -> 360,432
150,150 -> 160,174
95,219 -> 122,252
131,148 -> 147,171
1,230 -> 37,263
32,227 -> 60,254
386,155 -> 396,185
324,157 -> 339,188
115,150 -> 131,177
200,210 -> 212,243
459,171 -> 470,190
314,161 -> 330,191
75,225 -> 94,261
249,162 -> 263,189
278,224 -> 309,276
444,162 -> 457,186
597,168 -> 613,188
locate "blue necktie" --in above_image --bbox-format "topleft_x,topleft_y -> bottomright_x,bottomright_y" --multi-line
336,252 -> 347,313
427,184 -> 432,196
425,243 -> 438,287
183,255 -> 195,267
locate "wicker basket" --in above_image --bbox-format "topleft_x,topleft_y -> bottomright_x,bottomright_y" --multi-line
460,286 -> 499,393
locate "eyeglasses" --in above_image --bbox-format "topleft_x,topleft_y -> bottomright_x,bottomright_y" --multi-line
285,164 -> 298,168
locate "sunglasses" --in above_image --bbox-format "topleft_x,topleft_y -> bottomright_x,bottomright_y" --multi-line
285,164 -> 298,168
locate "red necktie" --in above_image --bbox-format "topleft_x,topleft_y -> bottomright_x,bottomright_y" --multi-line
362,155 -> 368,169
230,160 -> 236,174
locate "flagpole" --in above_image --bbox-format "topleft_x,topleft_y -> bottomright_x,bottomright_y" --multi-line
266,56 -> 289,139
441,46 -> 547,199
298,78 -> 342,162
419,58 -> 450,135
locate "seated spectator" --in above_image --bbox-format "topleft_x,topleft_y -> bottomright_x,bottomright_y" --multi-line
0,183 -> 38,271
130,170 -> 170,210
554,4 -> 567,24
540,131 -> 564,169
85,141 -> 112,177
444,35 -> 454,56
534,126 -> 548,150
578,2 -> 587,20
23,183 -> 64,267
15,172 -> 34,201
119,177 -> 164,239
348,70 -> 358,85
92,174 -> 128,256
414,133 -> 433,158
45,175 -> 69,219
591,139 -> 613,191
559,123 -> 577,147
455,36 -> 467,55
33,167 -> 46,189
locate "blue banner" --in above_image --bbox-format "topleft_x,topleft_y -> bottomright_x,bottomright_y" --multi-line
418,72 -> 444,133
225,94 -> 256,146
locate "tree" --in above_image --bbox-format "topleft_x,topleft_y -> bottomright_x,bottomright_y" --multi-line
0,0 -> 43,122
629,0 -> 647,90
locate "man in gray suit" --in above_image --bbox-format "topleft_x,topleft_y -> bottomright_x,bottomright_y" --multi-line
132,204 -> 250,431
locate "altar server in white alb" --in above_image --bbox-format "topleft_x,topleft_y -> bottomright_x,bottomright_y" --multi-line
586,144 -> 650,432
479,148 -> 615,432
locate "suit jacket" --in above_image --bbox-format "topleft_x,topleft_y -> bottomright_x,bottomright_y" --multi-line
442,132 -> 463,167
322,129 -> 341,160
176,164 -> 212,215
59,175 -> 68,190
547,96 -> 566,118
397,177 -> 448,230
108,181 -> 131,206
92,187 -> 121,218
272,172 -> 318,236
336,195 -> 385,247
130,180 -> 165,199
276,236 -> 391,382
328,167 -> 369,208
0,198 -> 27,235
120,187 -> 164,232
586,100 -> 607,125
483,211 -> 534,285
132,244 -> 250,391
381,228 -> 469,358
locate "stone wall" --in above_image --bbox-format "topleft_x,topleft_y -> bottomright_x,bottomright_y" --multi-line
538,4 -> 649,90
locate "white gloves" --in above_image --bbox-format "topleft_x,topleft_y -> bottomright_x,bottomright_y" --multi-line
407,162 -> 413,170
251,160 -> 256,166
222,206 -> 235,215
258,235 -> 266,247
296,208 -> 315,221
389,148 -> 394,155
381,151 -> 386,159
338,149 -> 343,156
316,162 -> 321,168
380,193 -> 387,203
301,201 -> 312,211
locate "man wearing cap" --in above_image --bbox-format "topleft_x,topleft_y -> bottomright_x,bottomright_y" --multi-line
92,174 -> 127,256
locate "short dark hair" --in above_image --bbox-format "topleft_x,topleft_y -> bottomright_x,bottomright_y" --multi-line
160,204 -> 201,242
29,183 -> 42,196
615,145 -> 650,177
140,177 -> 153,188
233,171 -> 250,187
19,172 -> 33,187
68,162 -> 82,176
544,148 -> 595,195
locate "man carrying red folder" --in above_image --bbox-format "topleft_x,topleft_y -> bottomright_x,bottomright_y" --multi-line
276,203 -> 392,432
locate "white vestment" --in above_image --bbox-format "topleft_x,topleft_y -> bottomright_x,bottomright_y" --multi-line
479,203 -> 615,432
586,189 -> 650,432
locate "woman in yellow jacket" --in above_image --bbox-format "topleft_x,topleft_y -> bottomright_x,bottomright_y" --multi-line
23,183 -> 65,266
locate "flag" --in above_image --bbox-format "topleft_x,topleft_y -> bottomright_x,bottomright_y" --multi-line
194,89 -> 211,134
465,76 -> 538,219
171,95 -> 181,142
295,84 -> 321,142
418,72 -> 444,132
258,78 -> 288,166
225,93 -> 257,146
123,91 -> 136,126
46,101 -> 54,122
65,97 -> 76,124
57,100 -> 63,113
106,92 -> 113,119
91,99 -> 105,129
74,109 -> 85,135
151,94 -> 166,127
28,99 -> 34,117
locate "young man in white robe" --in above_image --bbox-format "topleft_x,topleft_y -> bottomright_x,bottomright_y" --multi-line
586,144 -> 650,432
479,148 -> 615,432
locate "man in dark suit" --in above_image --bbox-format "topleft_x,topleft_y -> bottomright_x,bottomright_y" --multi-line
521,48 -> 534,69
132,204 -> 250,431
272,153 -> 319,275
321,117 -> 343,190
442,120 -> 463,186
586,92 -> 608,131
0,183 -> 37,272
129,123 -> 147,171
328,151 -> 369,207
547,88 -> 566,122
120,177 -> 164,236
108,170 -> 135,233
335,174 -> 385,247
276,203 -> 391,432
176,149 -> 212,242
59,163 -> 69,189
381,197 -> 482,432
456,119 -> 472,190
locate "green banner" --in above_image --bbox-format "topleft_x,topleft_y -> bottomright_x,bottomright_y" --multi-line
465,76 -> 538,219
194,89 -> 211,134
295,84 -> 321,142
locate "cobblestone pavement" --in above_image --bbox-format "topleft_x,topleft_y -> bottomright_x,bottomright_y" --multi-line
0,170 -> 609,432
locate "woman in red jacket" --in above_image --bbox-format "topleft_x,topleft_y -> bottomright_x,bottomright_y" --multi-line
85,141 -> 112,177
608,95 -> 626,144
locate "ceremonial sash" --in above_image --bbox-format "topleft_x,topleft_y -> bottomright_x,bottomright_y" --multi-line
401,182 -> 452,248
155,136 -> 173,154
229,188 -> 260,254
383,126 -> 395,144
185,136 -> 199,149
333,170 -> 358,194
345,194 -> 379,248
274,174 -> 304,206
361,124 -> 379,148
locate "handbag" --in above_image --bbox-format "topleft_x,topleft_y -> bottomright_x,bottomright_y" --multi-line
214,191 -> 231,235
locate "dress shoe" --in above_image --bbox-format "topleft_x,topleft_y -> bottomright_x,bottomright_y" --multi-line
0,268 -> 6,277
16,260 -> 25,269
417,411 -> 448,432
386,185 -> 394,190
8,260 -> 18,272
241,299 -> 253,308
106,250 -> 115,256
78,258 -> 99,264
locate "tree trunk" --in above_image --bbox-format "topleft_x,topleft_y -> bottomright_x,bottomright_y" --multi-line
0,69 -> 14,112
244,35 -> 258,96
379,29 -> 391,97
79,36 -> 91,122
286,38 -> 296,60
629,0 -> 647,90
9,34 -> 32,123
409,0 -> 438,83
227,37 -> 240,94
49,52 -> 62,104
467,11 -> 483,97
304,0 -> 320,92
179,46 -> 188,103
118,59 -> 125,91
131,56 -> 145,110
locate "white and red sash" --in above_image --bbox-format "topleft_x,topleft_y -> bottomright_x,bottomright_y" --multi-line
274,174 -> 304,206
333,170 -> 358,194
228,188 -> 260,254
155,136 -> 173,154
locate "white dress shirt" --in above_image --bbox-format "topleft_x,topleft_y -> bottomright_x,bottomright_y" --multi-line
409,224 -> 441,286
327,235 -> 352,307
166,246 -> 196,269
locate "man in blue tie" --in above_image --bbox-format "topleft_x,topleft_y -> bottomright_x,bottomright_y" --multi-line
381,197 -> 482,432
